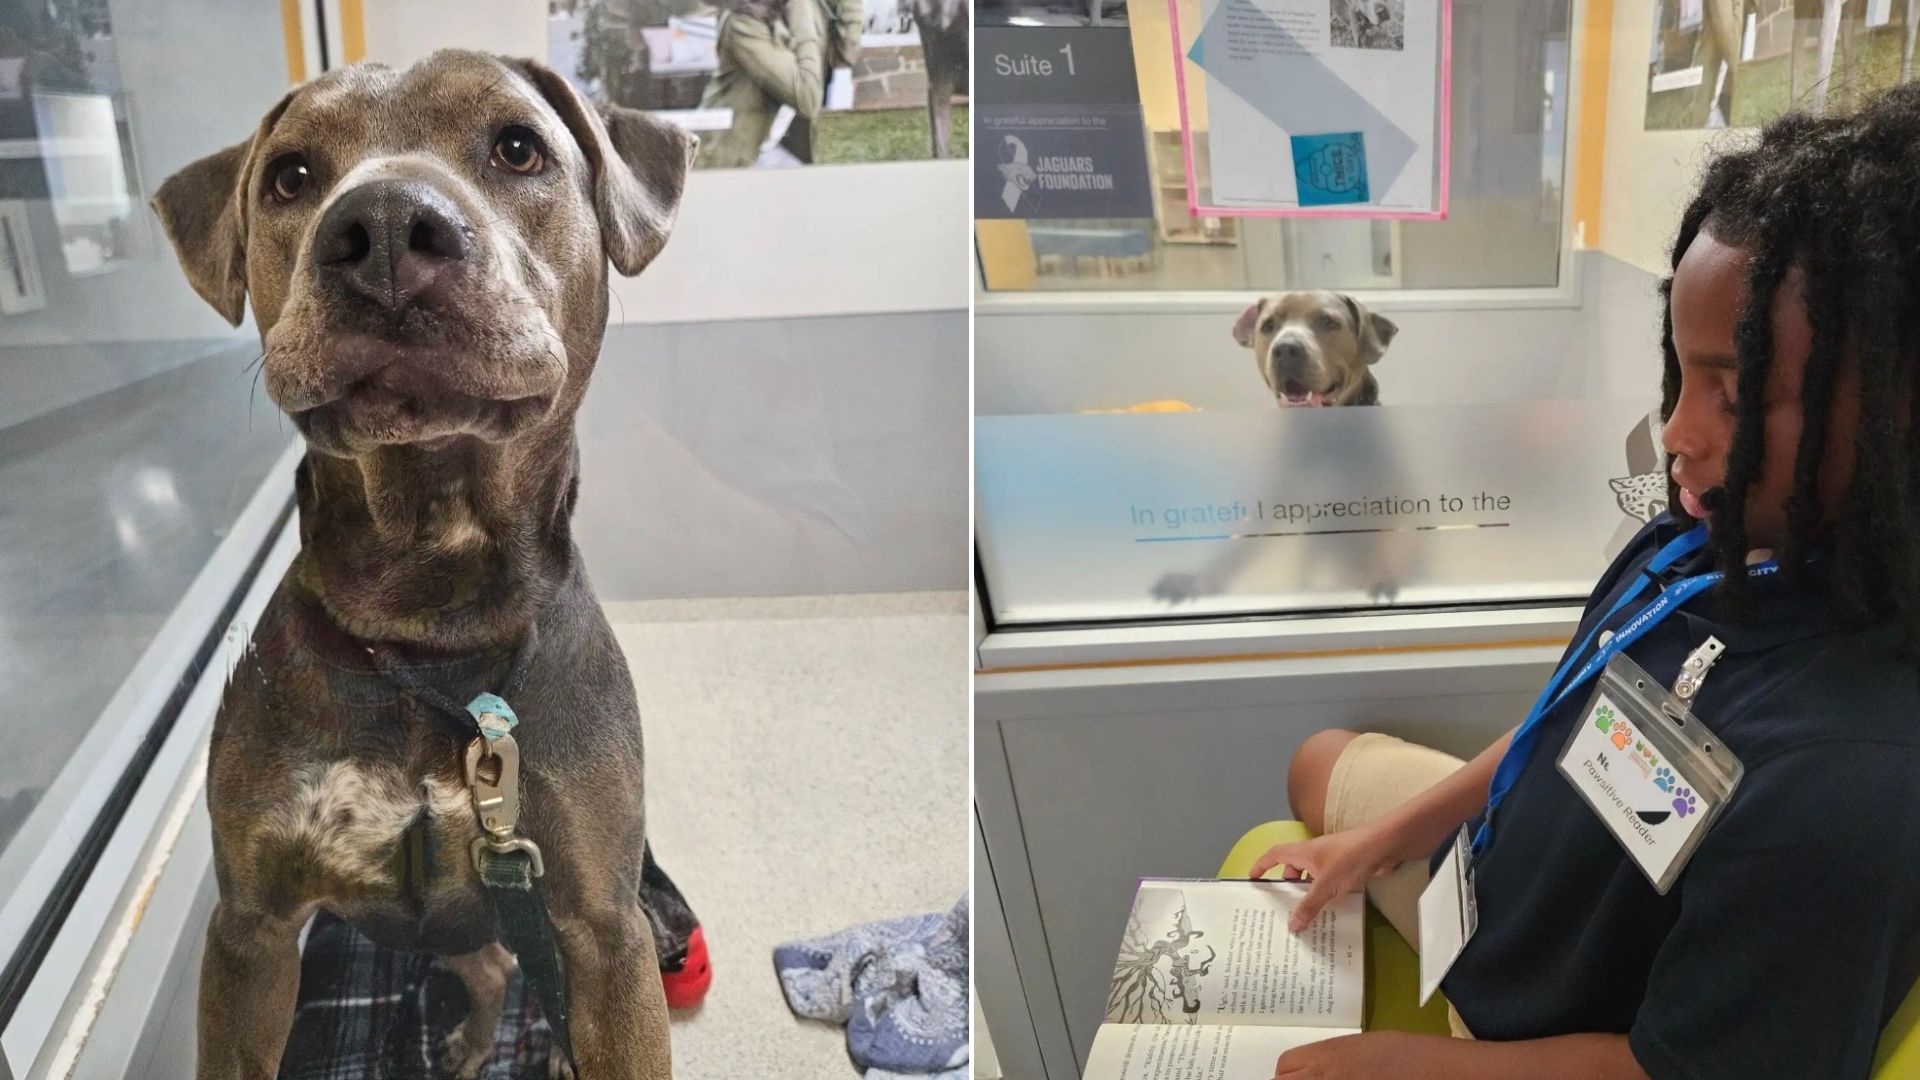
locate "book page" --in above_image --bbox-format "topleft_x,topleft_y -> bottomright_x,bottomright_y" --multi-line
1082,1022 -> 1358,1080
1105,879 -> 1363,1029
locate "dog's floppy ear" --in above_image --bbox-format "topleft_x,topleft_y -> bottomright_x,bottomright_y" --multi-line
1232,298 -> 1267,347
513,58 -> 697,276
150,93 -> 294,327
1341,295 -> 1399,365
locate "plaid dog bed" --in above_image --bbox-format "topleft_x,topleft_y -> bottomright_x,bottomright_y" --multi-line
278,911 -> 556,1080
277,844 -> 700,1080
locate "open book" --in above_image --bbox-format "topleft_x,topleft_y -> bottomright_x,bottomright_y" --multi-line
1084,878 -> 1364,1079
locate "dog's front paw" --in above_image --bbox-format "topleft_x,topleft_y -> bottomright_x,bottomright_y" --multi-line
548,1051 -> 577,1080
1152,572 -> 1208,605
443,1026 -> 494,1080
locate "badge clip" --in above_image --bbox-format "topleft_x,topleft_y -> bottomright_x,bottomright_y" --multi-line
1666,635 -> 1724,717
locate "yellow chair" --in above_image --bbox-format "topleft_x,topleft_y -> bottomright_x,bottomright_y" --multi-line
1878,979 -> 1920,1079
1221,821 -> 1920,1076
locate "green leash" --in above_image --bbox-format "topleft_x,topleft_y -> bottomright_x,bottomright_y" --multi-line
369,650 -> 580,1074
463,710 -> 580,1075
477,839 -> 577,1073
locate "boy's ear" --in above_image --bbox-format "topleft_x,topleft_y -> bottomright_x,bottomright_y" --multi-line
511,58 -> 697,276
149,92 -> 294,327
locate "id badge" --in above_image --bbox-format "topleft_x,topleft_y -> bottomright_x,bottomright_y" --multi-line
1416,825 -> 1477,1005
1556,651 -> 1744,894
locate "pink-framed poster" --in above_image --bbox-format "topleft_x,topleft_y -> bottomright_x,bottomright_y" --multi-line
1167,0 -> 1453,219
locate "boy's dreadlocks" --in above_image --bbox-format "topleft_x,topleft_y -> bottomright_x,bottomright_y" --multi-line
1661,83 -> 1920,652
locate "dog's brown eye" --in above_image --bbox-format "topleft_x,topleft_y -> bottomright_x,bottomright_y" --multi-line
492,126 -> 545,174
1315,314 -> 1340,332
1260,318 -> 1276,335
268,155 -> 311,202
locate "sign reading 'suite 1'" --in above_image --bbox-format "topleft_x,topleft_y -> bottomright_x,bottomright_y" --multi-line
973,27 -> 1156,221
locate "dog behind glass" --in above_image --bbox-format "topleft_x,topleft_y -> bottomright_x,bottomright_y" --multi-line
1231,291 -> 1398,408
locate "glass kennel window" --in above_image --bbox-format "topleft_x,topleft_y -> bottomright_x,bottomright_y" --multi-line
973,0 -> 1574,292
0,0 -> 299,1072
972,0 -> 1680,631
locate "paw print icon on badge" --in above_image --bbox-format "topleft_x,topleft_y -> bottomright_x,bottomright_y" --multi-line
1609,720 -> 1633,750
1673,788 -> 1699,818
1653,766 -> 1676,793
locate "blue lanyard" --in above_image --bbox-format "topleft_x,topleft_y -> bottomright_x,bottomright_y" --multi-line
1471,525 -> 1779,857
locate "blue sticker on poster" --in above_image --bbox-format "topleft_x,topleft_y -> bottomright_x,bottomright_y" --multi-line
1291,132 -> 1369,207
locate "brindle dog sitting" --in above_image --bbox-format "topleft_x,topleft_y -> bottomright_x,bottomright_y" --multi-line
152,51 -> 694,1080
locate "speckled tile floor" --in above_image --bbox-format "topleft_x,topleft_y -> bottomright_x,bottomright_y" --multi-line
604,591 -> 971,1080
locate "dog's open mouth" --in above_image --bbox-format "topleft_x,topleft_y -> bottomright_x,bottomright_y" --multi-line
1279,379 -> 1332,408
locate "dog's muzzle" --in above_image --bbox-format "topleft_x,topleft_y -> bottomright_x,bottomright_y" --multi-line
1269,340 -> 1331,407
272,177 -> 565,451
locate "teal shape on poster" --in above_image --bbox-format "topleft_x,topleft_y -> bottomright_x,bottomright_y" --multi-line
1292,132 -> 1369,206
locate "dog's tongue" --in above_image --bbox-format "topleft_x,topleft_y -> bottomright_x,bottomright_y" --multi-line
1281,380 -> 1326,407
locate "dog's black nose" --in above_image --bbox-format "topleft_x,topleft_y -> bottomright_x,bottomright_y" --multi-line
314,180 -> 470,310
1273,340 -> 1307,363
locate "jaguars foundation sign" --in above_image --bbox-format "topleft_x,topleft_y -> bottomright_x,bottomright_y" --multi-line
974,27 -> 1155,220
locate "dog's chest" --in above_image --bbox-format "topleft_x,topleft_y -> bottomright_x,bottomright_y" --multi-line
256,758 -> 478,900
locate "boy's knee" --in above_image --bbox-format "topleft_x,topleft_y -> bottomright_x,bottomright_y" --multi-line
1288,727 -> 1362,833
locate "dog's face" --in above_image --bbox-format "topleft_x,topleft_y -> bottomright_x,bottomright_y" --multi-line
1231,291 -> 1398,407
152,50 -> 694,457
1343,0 -> 1387,27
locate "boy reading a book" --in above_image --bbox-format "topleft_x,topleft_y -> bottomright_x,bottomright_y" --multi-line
1246,87 -> 1920,1080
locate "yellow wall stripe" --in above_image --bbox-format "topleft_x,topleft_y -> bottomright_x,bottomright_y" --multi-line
1571,0 -> 1614,249
339,0 -> 367,64
278,0 -> 306,83
975,221 -> 1038,291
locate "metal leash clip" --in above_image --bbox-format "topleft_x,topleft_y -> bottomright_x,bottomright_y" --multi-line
465,734 -> 545,877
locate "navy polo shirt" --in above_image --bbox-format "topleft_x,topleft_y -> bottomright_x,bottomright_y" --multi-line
1439,515 -> 1920,1079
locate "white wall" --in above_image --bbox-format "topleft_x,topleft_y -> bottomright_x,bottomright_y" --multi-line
574,312 -> 968,599
613,161 -> 971,324
974,998 -> 1003,1079
361,0 -> 549,67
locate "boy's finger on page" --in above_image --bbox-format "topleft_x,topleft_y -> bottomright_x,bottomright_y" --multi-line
1287,910 -> 1310,933
1288,882 -> 1332,933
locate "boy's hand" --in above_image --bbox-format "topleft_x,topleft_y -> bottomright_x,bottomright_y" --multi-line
1272,1033 -> 1454,1079
1275,1032 -> 1652,1080
1245,822 -> 1414,932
